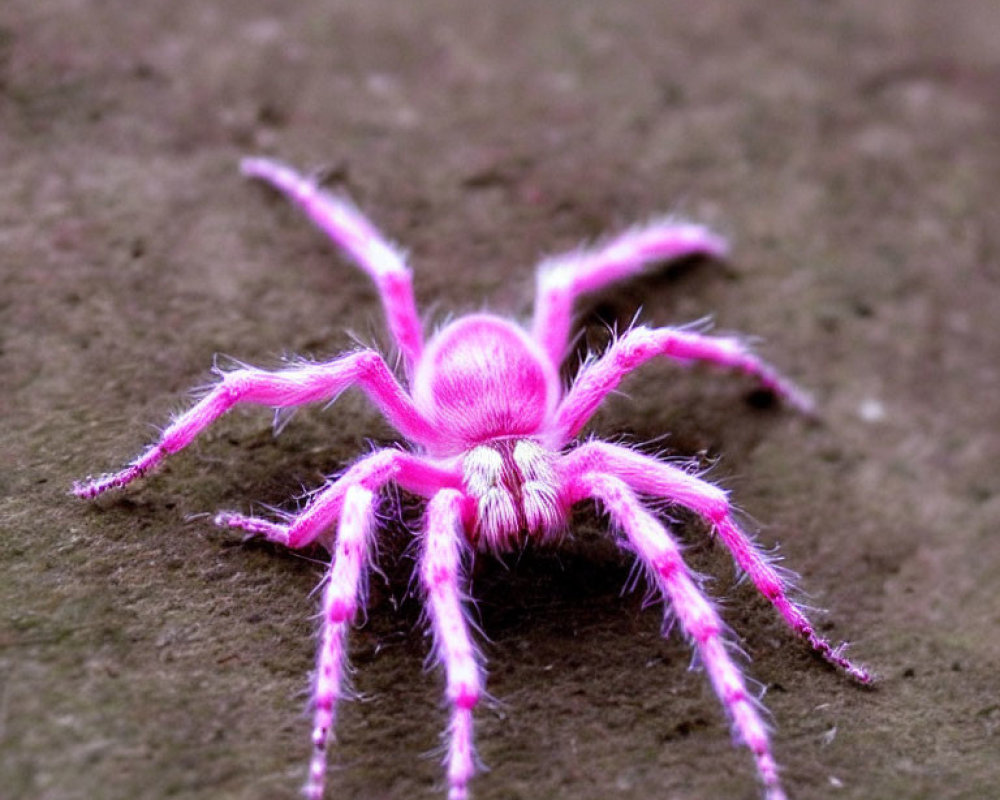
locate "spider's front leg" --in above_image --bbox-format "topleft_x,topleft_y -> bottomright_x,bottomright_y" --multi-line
554,325 -> 814,443
563,442 -> 872,684
73,350 -> 436,499
216,448 -> 462,549
420,489 -> 483,800
568,473 -> 786,800
305,484 -> 377,800
531,219 -> 728,367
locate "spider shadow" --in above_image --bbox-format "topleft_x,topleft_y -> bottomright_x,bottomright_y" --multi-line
465,504 -> 754,639
471,528 -> 636,641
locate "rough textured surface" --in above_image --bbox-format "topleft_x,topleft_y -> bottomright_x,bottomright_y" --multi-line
3,2 -> 999,799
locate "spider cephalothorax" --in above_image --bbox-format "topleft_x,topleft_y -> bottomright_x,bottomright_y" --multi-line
414,314 -> 559,451
75,157 -> 871,800
415,313 -> 565,550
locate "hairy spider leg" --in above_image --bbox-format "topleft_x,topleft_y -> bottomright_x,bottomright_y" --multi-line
216,448 -> 463,549
73,352 -> 439,499
420,490 -> 483,800
530,219 -> 728,368
561,442 -> 872,684
571,473 -> 786,800
553,325 -> 814,444
305,485 -> 377,800
241,157 -> 424,375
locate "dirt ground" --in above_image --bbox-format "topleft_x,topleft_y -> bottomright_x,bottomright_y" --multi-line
3,2 -> 999,799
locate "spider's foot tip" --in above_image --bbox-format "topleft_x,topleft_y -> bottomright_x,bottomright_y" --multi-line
214,512 -> 289,544
72,477 -> 111,499
783,386 -> 816,416
798,397 -> 818,417
705,234 -> 730,260
240,156 -> 277,178
213,511 -> 239,528
833,653 -> 875,686
819,641 -> 873,685
851,665 -> 877,687
213,512 -> 255,536
302,768 -> 328,800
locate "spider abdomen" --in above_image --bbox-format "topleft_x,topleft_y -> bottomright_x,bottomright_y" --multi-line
413,314 -> 560,454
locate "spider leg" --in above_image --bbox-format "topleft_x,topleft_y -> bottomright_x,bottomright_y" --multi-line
216,448 -> 462,549
553,325 -> 813,443
570,473 -> 785,800
560,442 -> 872,684
304,484 -> 377,800
420,489 -> 482,800
530,219 -> 727,368
74,351 -> 440,499
241,157 -> 424,375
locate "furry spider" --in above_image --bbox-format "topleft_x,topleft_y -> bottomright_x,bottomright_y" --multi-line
75,157 -> 871,800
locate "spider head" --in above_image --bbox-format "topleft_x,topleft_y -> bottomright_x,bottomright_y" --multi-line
412,314 -> 560,455
461,438 -> 565,552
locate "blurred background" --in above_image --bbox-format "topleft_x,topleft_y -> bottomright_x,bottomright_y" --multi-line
2,2 -> 999,798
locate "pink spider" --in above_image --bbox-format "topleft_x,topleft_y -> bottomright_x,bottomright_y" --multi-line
75,156 -> 871,800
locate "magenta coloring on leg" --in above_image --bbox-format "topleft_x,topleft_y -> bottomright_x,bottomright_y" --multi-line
75,157 -> 871,800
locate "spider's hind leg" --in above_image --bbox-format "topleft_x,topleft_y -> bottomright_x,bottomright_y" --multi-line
530,218 -> 728,368
554,326 -> 813,444
241,156 -> 425,375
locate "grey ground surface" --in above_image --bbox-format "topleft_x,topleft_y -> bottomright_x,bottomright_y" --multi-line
3,2 -> 1000,799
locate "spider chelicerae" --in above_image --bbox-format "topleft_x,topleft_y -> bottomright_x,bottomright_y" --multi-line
75,157 -> 871,800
